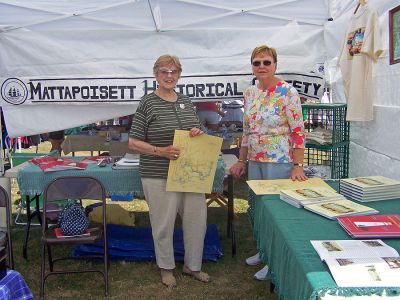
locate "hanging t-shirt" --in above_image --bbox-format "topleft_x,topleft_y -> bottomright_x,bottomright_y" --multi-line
338,4 -> 382,121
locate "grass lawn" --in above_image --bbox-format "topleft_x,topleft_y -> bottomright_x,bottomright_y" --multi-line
7,141 -> 277,299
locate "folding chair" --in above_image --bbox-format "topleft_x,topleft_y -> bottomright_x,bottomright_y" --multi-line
40,176 -> 108,299
0,185 -> 14,269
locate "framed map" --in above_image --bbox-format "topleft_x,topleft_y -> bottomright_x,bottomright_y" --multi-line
389,4 -> 400,65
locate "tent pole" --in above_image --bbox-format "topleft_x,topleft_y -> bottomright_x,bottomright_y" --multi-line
0,108 -> 4,176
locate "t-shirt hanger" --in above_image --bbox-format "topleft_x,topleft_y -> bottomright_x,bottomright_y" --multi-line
354,0 -> 366,15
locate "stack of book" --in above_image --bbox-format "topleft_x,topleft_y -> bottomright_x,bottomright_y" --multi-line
340,176 -> 400,202
337,214 -> 400,238
280,187 -> 378,219
280,187 -> 346,208
311,239 -> 400,287
112,153 -> 139,170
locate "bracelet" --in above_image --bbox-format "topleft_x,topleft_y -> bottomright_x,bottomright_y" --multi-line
237,159 -> 247,164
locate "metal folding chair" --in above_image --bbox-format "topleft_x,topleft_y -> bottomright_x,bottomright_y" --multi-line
0,185 -> 14,269
40,176 -> 108,299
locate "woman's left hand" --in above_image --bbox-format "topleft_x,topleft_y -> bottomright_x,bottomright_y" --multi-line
290,167 -> 308,181
189,127 -> 203,137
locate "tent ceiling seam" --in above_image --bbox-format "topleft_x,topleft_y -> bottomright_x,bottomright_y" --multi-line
164,0 -> 324,29
148,0 -> 160,32
0,0 -> 140,32
81,15 -> 153,31
176,0 -> 299,11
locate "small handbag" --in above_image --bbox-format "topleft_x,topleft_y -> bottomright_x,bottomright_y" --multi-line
58,202 -> 89,236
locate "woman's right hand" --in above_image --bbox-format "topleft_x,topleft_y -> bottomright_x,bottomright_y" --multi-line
230,161 -> 246,180
158,145 -> 180,160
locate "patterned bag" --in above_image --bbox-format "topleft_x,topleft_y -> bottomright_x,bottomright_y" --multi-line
58,202 -> 89,236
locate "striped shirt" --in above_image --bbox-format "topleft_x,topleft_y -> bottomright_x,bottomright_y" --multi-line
129,92 -> 200,178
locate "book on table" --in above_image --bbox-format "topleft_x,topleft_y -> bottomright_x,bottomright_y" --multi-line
79,156 -> 110,164
339,186 -> 400,202
340,176 -> 400,202
30,157 -> 88,172
337,214 -> 400,238
311,239 -> 400,287
303,199 -> 378,219
280,187 -> 346,208
112,153 -> 139,170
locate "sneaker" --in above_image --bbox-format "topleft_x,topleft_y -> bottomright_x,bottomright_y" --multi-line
254,264 -> 269,281
245,252 -> 262,266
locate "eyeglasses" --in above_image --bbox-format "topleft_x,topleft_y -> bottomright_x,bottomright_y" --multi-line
252,60 -> 273,67
159,68 -> 179,76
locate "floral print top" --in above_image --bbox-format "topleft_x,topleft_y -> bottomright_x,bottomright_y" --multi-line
241,81 -> 305,163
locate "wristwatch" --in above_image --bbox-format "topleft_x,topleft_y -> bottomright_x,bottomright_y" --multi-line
294,163 -> 303,167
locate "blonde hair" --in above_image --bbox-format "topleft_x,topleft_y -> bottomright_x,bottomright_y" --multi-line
153,54 -> 182,76
251,45 -> 277,63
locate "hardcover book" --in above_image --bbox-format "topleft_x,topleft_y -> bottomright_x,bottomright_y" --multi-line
54,228 -> 91,238
304,199 -> 378,219
337,214 -> 400,238
80,156 -> 110,164
30,157 -> 88,172
340,176 -> 400,190
280,187 -> 346,208
311,239 -> 400,287
112,153 -> 140,170
340,176 -> 400,202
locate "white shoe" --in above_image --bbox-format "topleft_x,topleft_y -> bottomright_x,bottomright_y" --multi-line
254,264 -> 269,281
245,252 -> 262,266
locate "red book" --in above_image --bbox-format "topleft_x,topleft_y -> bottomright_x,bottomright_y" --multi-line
337,214 -> 400,238
30,157 -> 87,172
31,157 -> 73,165
54,228 -> 90,238
79,156 -> 109,164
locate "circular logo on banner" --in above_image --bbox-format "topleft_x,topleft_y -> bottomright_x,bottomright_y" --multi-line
1,78 -> 28,105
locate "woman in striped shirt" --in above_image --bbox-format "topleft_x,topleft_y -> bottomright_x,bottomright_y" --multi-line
129,54 -> 210,288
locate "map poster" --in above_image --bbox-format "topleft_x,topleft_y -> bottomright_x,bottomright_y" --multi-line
166,130 -> 223,193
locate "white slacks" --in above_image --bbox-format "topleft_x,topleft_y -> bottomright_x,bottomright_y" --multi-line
141,177 -> 207,271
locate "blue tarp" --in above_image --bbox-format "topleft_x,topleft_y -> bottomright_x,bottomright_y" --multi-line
73,224 -> 223,262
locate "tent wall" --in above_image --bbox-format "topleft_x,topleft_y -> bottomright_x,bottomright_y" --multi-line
326,0 -> 400,180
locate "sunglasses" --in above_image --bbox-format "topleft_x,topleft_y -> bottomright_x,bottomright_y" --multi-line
159,68 -> 179,76
252,60 -> 273,67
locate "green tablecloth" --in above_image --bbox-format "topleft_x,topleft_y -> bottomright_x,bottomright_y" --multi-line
253,182 -> 400,300
17,157 -> 225,196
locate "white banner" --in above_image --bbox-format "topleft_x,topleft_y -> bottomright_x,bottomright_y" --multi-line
1,74 -> 250,107
1,72 -> 323,107
1,72 -> 324,137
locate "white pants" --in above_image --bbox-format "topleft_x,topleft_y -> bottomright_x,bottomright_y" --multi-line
141,177 -> 207,271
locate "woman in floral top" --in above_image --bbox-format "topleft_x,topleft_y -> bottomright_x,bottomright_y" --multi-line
230,44 -> 307,280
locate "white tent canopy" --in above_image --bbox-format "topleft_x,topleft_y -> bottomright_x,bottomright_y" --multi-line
1,0 -> 332,136
1,0 -> 399,179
